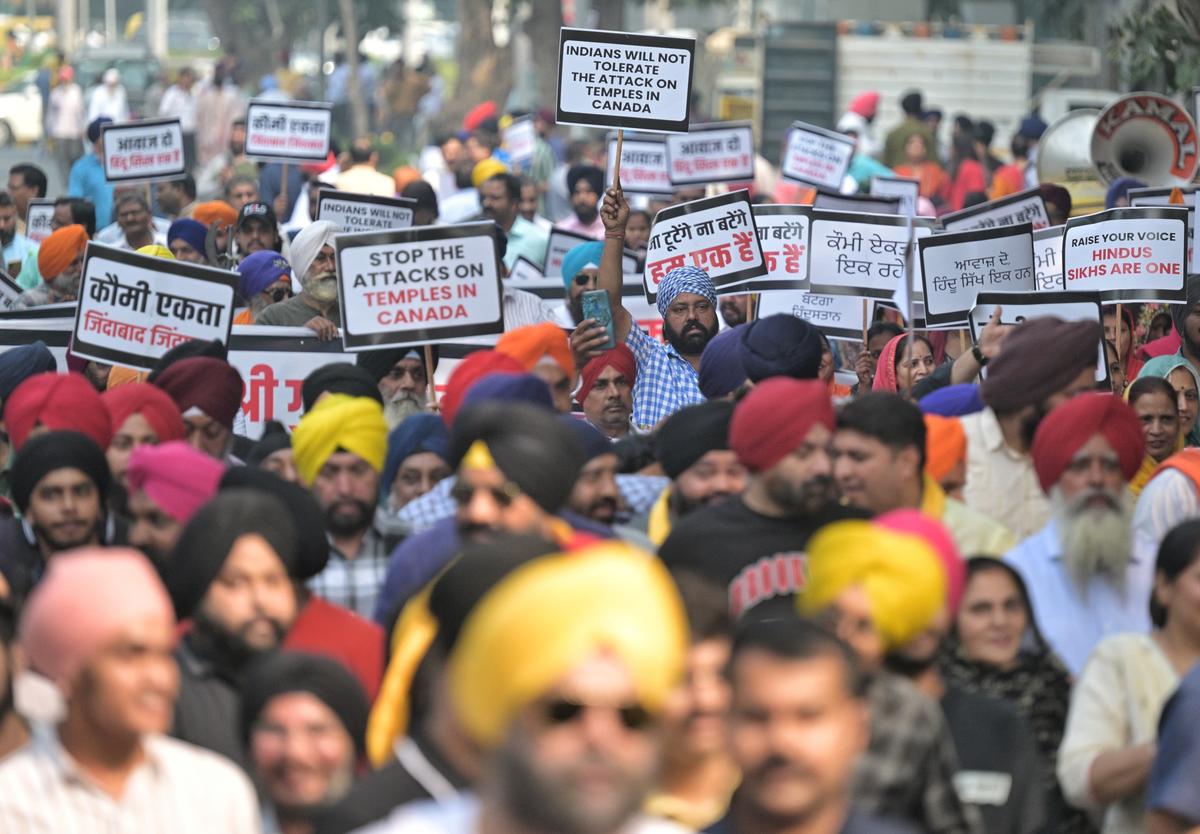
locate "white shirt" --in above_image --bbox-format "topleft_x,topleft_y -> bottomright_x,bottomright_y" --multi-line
503,286 -> 555,330
960,408 -> 1050,540
0,722 -> 261,833
1133,467 -> 1200,554
1006,520 -> 1154,676
114,228 -> 169,251
87,83 -> 129,123
352,794 -> 690,834
158,84 -> 198,132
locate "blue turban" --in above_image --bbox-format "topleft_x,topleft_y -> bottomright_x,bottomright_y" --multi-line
237,250 -> 292,300
167,218 -> 208,256
0,342 -> 56,402
738,314 -> 823,382
86,116 -> 112,143
381,414 -> 450,500
460,372 -> 553,413
918,383 -> 985,417
1105,176 -> 1146,209
657,265 -> 717,318
698,325 -> 747,399
558,414 -> 612,461
560,241 -> 604,289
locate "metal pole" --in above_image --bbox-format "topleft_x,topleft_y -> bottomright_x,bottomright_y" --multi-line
104,0 -> 116,45
317,0 -> 328,100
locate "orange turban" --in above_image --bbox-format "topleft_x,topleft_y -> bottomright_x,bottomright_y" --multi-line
37,224 -> 88,279
495,322 -> 574,380
923,414 -> 966,482
392,165 -> 421,192
192,200 -> 238,228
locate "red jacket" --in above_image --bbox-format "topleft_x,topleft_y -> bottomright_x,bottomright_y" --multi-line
285,595 -> 385,702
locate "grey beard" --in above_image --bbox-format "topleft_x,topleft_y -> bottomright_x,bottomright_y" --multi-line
304,271 -> 339,303
383,395 -> 425,429
249,294 -> 275,317
1051,485 -> 1135,595
49,271 -> 81,298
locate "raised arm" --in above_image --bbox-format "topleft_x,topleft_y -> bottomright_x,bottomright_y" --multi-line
599,186 -> 632,343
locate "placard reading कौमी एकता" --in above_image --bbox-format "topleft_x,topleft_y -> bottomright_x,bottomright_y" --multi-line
244,99 -> 333,163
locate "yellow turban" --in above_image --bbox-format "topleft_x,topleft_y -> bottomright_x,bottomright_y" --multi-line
136,244 -> 175,260
449,543 -> 688,747
798,520 -> 946,651
291,393 -> 388,485
472,158 -> 509,189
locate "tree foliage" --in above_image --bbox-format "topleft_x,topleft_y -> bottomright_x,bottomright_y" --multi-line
1110,0 -> 1200,94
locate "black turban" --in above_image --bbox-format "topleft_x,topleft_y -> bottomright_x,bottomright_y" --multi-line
245,420 -> 291,466
655,400 -> 734,479
566,164 -> 604,197
166,489 -> 298,619
240,651 -> 369,756
146,338 -> 227,383
11,430 -> 109,514
356,346 -> 438,384
448,401 -> 585,513
738,314 -> 823,382
219,467 -> 329,581
980,317 -> 1099,414
559,414 -> 612,462
301,363 -> 383,413
0,342 -> 56,402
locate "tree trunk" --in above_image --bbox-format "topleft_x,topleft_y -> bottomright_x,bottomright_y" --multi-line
595,0 -> 625,31
525,0 -> 563,111
339,0 -> 369,139
450,0 -> 512,125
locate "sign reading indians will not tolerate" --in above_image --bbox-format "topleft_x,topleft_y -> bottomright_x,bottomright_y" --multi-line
556,28 -> 695,133
643,189 -> 765,303
316,190 -> 415,233
72,243 -> 236,371
780,121 -> 856,191
101,118 -> 186,183
245,99 -> 333,163
335,222 -> 504,350
1063,207 -> 1188,303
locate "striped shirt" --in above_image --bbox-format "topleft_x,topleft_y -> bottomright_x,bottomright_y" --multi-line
503,286 -> 556,330
0,722 -> 260,833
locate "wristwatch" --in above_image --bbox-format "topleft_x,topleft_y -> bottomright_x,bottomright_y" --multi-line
971,344 -> 989,367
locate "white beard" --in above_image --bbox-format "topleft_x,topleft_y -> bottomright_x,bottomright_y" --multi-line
383,396 -> 425,429
303,271 -> 339,303
1051,485 -> 1135,595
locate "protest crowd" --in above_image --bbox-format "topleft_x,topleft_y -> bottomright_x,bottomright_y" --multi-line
2,33 -> 1200,834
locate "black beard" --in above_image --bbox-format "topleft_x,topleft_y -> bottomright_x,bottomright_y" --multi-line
0,227 -> 14,247
573,204 -> 599,224
885,648 -> 939,678
324,499 -> 373,537
568,294 -> 585,326
188,607 -> 287,683
764,473 -> 838,516
664,317 -> 717,357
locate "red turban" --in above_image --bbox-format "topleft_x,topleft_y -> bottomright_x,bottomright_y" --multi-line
152,357 -> 245,430
729,378 -> 834,473
1031,392 -> 1144,493
37,224 -> 88,280
101,382 -> 186,445
495,323 -> 574,380
4,371 -> 111,451
440,350 -> 524,426
575,345 -> 636,407
463,101 -> 497,132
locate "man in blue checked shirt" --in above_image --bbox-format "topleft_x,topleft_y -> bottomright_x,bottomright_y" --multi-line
573,186 -> 719,430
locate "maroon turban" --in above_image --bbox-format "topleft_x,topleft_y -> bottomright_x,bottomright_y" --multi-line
4,372 -> 112,451
729,377 -> 834,473
152,357 -> 245,430
1031,392 -> 1144,492
440,350 -> 524,427
575,345 -> 636,407
980,317 -> 1099,414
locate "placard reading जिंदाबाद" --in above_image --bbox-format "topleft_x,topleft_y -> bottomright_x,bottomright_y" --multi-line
665,122 -> 755,186
969,290 -> 1107,384
743,204 -> 810,292
918,223 -> 1035,327
316,190 -> 415,233
643,189 -> 765,303
101,118 -> 186,183
335,222 -> 505,350
940,187 -> 1051,232
780,121 -> 856,191
72,243 -> 237,371
556,28 -> 695,133
1063,207 -> 1188,303
606,133 -> 672,196
244,99 -> 333,163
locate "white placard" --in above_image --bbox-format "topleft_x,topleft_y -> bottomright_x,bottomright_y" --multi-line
556,28 -> 695,134
100,118 -> 186,183
1063,207 -> 1188,302
757,289 -> 868,341
1127,187 -> 1199,274
813,192 -> 901,215
335,222 -> 504,350
509,255 -> 545,282
0,271 -> 22,313
940,187 -> 1051,232
25,199 -> 54,244
73,243 -> 236,371
807,211 -> 930,300
316,190 -> 415,233
606,134 -> 672,195
245,99 -> 333,163
969,290 -> 1106,384
544,227 -> 638,279
1034,226 -> 1065,291
665,122 -> 755,185
919,223 -> 1035,326
780,121 -> 855,191
503,116 -> 537,172
743,204 -> 809,292
644,189 -> 765,302
870,176 -> 919,218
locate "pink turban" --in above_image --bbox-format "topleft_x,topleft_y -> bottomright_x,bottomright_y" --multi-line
126,441 -> 225,523
875,509 -> 965,613
19,548 -> 174,689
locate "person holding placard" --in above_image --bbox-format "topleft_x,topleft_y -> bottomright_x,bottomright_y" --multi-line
67,118 -> 115,229
0,191 -> 36,277
257,221 -> 341,340
585,187 -> 714,430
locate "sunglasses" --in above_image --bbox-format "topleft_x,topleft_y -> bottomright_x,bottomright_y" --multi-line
572,273 -> 595,287
450,479 -> 523,508
270,286 -> 293,303
540,699 -> 653,732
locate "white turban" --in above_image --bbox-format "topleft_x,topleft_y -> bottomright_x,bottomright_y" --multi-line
290,220 -> 338,283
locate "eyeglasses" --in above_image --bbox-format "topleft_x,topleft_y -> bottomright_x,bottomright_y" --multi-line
539,699 -> 653,732
572,273 -> 595,287
269,286 -> 292,303
450,479 -> 523,508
